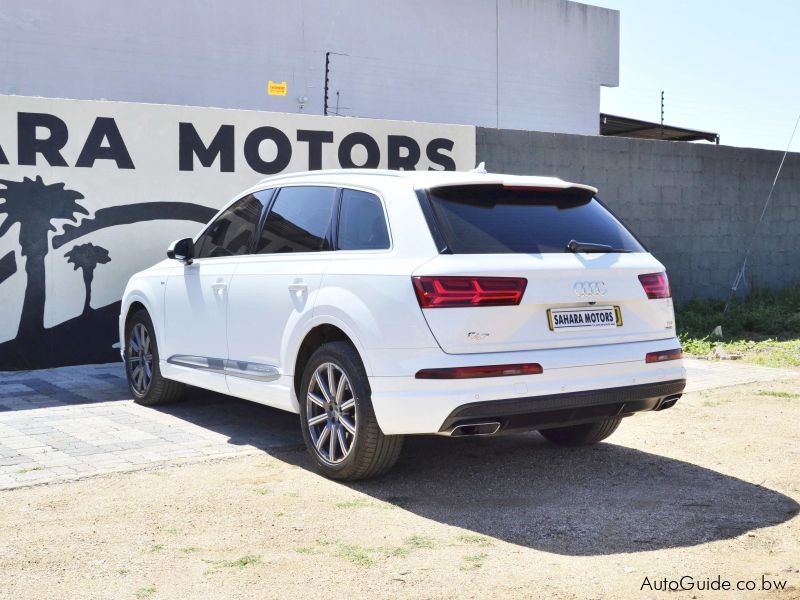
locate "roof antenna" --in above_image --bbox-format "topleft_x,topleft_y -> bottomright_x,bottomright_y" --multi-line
470,161 -> 487,174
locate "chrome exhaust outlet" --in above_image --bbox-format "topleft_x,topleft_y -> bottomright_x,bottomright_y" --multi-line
656,394 -> 681,411
449,422 -> 501,437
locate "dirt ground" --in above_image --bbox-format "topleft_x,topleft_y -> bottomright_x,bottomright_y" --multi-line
1,377 -> 799,600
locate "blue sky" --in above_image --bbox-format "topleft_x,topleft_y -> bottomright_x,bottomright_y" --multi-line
590,0 -> 800,151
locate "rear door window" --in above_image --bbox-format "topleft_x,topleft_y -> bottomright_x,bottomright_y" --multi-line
256,186 -> 338,254
337,189 -> 390,250
422,185 -> 644,254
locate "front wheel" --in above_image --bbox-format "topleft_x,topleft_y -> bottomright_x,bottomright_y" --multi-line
298,342 -> 403,480
124,309 -> 184,406
539,417 -> 622,446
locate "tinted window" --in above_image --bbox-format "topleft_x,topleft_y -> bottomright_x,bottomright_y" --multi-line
423,185 -> 644,254
257,186 -> 338,254
337,189 -> 390,250
195,194 -> 264,258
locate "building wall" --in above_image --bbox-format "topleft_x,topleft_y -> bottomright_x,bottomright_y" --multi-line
0,95 -> 475,370
476,127 -> 800,302
0,0 -> 618,135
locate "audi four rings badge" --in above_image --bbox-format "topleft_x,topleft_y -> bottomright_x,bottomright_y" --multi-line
574,281 -> 608,297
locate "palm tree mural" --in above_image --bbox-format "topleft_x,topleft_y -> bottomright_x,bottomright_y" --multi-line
0,174 -> 216,370
64,243 -> 111,315
0,176 -> 87,337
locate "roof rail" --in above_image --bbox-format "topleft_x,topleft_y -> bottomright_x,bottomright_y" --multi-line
257,168 -> 408,185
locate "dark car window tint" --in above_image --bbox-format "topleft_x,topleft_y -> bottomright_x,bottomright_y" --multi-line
195,194 -> 264,258
337,189 -> 390,250
424,185 -> 645,254
257,186 -> 338,254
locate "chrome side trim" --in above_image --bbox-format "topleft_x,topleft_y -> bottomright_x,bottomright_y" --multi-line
167,355 -> 280,382
168,355 -> 225,374
223,360 -> 280,382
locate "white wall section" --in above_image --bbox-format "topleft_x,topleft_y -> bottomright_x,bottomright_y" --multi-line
0,0 -> 619,135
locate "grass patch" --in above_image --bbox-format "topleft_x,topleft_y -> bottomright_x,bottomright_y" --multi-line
404,535 -> 436,549
378,545 -> 411,558
117,568 -> 129,575
756,390 -> 800,399
149,544 -> 165,553
337,544 -> 375,567
179,546 -> 200,554
135,586 -> 156,599
15,466 -> 43,474
458,534 -> 494,547
677,284 -> 800,367
295,547 -> 318,555
335,498 -> 374,509
203,554 -> 261,575
218,555 -> 261,568
254,487 -> 271,496
460,553 -> 488,571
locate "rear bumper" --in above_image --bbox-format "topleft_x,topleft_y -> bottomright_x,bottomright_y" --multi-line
367,338 -> 686,434
438,378 -> 686,434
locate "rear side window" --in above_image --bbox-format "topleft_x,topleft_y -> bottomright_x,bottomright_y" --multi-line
195,194 -> 264,258
422,185 -> 644,254
337,189 -> 390,250
257,186 -> 338,254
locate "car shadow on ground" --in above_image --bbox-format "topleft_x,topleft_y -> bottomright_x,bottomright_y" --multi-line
154,392 -> 800,557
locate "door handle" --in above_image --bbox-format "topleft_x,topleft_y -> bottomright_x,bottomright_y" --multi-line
212,282 -> 227,296
288,283 -> 308,295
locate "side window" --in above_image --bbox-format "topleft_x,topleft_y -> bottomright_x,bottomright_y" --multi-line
195,194 -> 264,259
337,189 -> 390,250
257,186 -> 338,254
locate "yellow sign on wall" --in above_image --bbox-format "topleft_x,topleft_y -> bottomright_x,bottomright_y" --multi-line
267,81 -> 287,96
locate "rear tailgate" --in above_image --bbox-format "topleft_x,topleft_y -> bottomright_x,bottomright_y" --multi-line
413,253 -> 675,354
413,183 -> 676,356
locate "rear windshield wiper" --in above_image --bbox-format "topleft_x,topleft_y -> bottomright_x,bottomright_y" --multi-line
566,239 -> 631,253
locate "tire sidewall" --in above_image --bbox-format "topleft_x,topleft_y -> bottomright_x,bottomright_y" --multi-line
124,310 -> 161,403
298,343 -> 371,478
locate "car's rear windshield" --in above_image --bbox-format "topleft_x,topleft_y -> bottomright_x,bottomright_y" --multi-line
420,185 -> 645,254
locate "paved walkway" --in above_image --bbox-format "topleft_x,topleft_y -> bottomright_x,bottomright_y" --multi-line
0,363 -> 302,490
0,358 -> 795,490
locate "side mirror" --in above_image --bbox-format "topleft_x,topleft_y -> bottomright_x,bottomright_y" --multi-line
167,238 -> 194,264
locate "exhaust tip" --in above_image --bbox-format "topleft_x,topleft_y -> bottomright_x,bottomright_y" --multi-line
450,422 -> 501,437
656,395 -> 681,411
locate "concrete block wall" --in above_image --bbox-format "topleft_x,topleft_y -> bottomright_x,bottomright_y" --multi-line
476,128 -> 800,303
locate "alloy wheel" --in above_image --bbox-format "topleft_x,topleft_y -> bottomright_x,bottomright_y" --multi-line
306,362 -> 357,464
127,323 -> 154,396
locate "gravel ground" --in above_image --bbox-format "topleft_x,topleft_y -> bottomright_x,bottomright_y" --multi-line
1,377 -> 799,599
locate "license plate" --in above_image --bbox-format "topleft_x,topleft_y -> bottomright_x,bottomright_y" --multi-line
547,306 -> 622,331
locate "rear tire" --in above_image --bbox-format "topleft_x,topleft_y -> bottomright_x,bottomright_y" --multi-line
298,341 -> 403,480
124,309 -> 185,406
539,417 -> 622,446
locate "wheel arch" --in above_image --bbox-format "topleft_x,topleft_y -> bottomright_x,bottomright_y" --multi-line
120,289 -> 164,360
291,321 -> 370,402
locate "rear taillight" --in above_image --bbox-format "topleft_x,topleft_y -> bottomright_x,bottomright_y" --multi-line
412,276 -> 527,308
415,363 -> 543,379
638,272 -> 671,299
645,348 -> 683,363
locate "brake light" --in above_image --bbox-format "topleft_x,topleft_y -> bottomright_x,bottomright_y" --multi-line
645,349 -> 683,363
415,363 -> 543,379
638,272 -> 671,299
412,276 -> 527,308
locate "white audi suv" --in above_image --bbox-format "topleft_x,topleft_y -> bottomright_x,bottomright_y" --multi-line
120,169 -> 685,480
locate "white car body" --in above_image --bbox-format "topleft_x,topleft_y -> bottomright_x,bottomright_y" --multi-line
120,169 -> 686,437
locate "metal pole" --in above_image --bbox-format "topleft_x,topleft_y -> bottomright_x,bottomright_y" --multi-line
660,91 -> 664,137
324,52 -> 330,116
